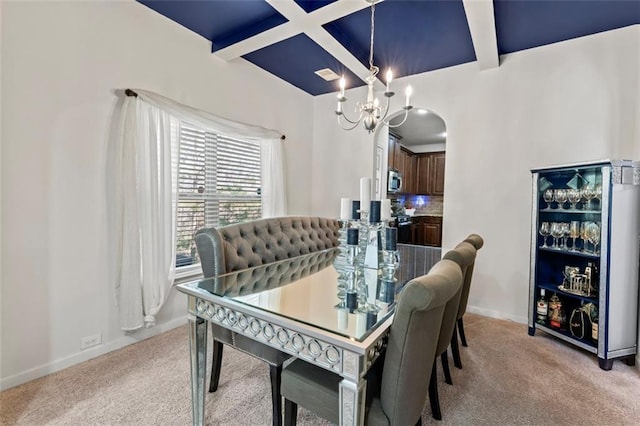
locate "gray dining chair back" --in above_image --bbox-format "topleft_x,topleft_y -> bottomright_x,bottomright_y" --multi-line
451,233 -> 485,357
379,258 -> 463,425
281,258 -> 463,425
457,234 -> 484,321
428,242 -> 476,420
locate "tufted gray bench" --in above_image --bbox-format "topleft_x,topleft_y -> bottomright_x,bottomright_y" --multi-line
195,216 -> 340,425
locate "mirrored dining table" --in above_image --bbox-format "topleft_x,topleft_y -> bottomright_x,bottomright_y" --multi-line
176,247 -> 407,426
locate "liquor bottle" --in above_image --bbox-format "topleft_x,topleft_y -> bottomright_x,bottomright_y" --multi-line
536,289 -> 548,325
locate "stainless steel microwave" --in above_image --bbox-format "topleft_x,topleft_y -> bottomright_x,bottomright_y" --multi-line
388,170 -> 402,193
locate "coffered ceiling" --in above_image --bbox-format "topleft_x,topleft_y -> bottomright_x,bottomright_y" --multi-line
139,0 -> 640,96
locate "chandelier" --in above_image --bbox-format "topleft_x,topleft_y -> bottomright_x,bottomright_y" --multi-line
335,0 -> 413,133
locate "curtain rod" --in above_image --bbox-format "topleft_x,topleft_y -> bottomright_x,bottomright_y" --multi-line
124,88 -> 285,140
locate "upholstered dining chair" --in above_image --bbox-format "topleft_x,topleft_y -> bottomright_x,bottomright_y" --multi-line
429,242 -> 477,420
195,216 -> 339,426
451,234 -> 484,369
281,258 -> 463,425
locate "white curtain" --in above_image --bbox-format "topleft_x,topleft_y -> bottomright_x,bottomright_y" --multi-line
261,137 -> 287,217
111,90 -> 286,330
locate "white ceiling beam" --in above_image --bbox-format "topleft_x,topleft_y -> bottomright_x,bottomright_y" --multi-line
462,0 -> 499,70
215,0 -> 385,88
215,0 -> 371,61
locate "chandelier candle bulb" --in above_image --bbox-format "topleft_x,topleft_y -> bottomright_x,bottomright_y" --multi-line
386,69 -> 393,92
339,77 -> 345,98
405,86 -> 412,107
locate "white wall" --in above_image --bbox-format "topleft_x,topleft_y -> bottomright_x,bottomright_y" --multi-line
311,87 -> 377,217
312,26 -> 639,325
0,0 -> 314,389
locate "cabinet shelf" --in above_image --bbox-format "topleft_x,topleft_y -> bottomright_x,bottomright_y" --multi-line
537,282 -> 598,304
539,208 -> 601,214
534,323 -> 597,353
537,246 -> 600,259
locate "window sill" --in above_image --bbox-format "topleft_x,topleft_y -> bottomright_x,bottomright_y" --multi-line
174,264 -> 203,285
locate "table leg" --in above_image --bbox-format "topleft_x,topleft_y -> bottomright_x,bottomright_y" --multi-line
189,315 -> 207,426
338,377 -> 366,425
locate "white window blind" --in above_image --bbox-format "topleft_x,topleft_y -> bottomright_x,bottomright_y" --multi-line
176,123 -> 261,268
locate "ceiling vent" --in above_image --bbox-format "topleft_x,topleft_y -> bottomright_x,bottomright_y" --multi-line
314,68 -> 340,81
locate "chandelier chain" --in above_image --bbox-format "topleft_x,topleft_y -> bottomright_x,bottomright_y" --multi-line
368,1 -> 378,76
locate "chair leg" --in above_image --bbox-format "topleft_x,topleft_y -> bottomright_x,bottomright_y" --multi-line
451,324 -> 463,370
270,365 -> 283,426
284,399 -> 298,426
440,350 -> 452,385
428,362 -> 442,420
458,317 -> 468,347
208,340 -> 224,393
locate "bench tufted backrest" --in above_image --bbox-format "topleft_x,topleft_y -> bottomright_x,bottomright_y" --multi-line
195,216 -> 340,278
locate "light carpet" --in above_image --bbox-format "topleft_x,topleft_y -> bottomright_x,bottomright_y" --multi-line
1,314 -> 639,425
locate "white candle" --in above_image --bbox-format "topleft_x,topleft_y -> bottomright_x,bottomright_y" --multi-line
385,69 -> 393,92
381,199 -> 391,221
355,312 -> 367,336
340,197 -> 351,220
360,177 -> 371,212
337,309 -> 348,330
405,85 -> 412,107
339,77 -> 345,98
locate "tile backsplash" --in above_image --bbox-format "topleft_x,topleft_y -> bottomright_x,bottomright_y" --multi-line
397,195 -> 444,216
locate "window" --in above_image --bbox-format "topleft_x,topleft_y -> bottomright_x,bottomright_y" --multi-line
175,123 -> 262,268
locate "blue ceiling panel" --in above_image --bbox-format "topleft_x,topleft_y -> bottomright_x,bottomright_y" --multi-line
323,0 -> 476,79
294,1 -> 338,14
242,34 -> 361,96
138,0 -> 287,51
494,0 -> 640,55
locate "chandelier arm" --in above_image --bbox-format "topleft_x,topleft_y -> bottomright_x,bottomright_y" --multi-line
378,96 -> 392,122
339,108 -> 364,125
385,108 -> 410,129
337,115 -> 362,131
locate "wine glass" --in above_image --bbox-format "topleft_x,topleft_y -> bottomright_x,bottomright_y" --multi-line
539,222 -> 551,248
561,222 -> 570,250
551,222 -> 564,249
581,185 -> 595,210
581,221 -> 592,253
554,189 -> 567,210
542,189 -> 554,210
569,221 -> 580,251
587,222 -> 601,255
593,183 -> 602,210
567,189 -> 580,210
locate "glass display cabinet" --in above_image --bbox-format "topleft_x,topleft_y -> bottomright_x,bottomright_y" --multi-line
528,160 -> 640,370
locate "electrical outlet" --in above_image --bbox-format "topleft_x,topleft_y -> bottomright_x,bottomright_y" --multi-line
81,333 -> 102,350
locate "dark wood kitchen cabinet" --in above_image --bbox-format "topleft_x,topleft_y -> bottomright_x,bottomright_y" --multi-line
411,216 -> 442,247
416,152 -> 446,196
401,149 -> 416,194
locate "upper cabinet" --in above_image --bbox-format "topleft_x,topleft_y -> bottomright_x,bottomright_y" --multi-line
416,152 -> 446,196
387,133 -> 446,196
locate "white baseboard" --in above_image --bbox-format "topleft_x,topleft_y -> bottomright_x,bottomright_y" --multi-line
466,305 -> 528,325
0,316 -> 188,391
